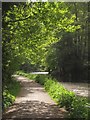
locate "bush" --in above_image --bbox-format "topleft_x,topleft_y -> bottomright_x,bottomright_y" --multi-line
34,74 -> 89,119
70,97 -> 88,119
58,90 -> 76,111
3,89 -> 15,109
44,78 -> 56,91
35,75 -> 47,85
3,79 -> 21,110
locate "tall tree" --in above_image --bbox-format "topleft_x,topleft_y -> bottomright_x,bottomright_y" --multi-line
46,2 -> 88,82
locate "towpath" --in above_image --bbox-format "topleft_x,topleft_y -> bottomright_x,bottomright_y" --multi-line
3,75 -> 68,119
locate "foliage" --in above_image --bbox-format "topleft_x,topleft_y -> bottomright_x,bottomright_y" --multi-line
7,78 -> 21,97
20,62 -> 39,72
35,75 -> 48,85
2,2 -> 81,86
44,77 -> 76,110
3,79 -> 21,110
16,70 -> 38,80
46,3 -> 88,82
34,74 -> 89,119
16,71 -> 89,119
2,2 -> 89,116
58,90 -> 76,111
46,32 -> 86,81
3,89 -> 15,109
70,97 -> 89,119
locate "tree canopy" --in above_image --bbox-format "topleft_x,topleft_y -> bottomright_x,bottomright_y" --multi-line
2,2 -> 88,84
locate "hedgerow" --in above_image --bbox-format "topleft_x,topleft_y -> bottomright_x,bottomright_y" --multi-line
34,75 -> 89,119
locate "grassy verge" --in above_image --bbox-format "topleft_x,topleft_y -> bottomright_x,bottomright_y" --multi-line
16,71 -> 89,119
3,78 -> 21,110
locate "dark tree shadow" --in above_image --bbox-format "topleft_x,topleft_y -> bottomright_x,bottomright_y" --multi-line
3,101 -> 68,119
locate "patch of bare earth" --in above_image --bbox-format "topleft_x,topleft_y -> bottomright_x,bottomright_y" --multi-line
3,75 -> 68,119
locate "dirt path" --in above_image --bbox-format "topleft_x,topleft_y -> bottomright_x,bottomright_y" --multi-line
3,75 -> 68,119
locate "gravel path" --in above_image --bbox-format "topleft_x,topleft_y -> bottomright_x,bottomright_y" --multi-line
3,75 -> 68,119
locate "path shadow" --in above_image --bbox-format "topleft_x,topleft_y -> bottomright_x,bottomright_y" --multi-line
3,101 -> 68,119
3,76 -> 68,119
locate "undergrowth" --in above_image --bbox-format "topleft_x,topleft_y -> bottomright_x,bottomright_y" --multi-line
3,78 -> 21,110
16,71 -> 89,119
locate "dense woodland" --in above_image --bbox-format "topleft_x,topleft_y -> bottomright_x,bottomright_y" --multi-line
2,2 -> 89,87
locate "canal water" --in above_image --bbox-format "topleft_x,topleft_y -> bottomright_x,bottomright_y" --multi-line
30,72 -> 49,74
59,82 -> 89,97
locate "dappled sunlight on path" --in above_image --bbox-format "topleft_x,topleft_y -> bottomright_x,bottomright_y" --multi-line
3,75 -> 68,119
3,101 -> 67,119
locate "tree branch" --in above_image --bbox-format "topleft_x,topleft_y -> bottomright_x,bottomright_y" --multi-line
7,15 -> 31,23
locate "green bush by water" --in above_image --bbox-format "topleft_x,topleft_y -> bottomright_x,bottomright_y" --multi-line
44,78 -> 76,110
70,97 -> 88,118
35,74 -> 89,119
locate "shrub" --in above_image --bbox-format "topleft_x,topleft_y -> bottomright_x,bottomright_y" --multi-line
34,74 -> 89,119
7,79 -> 21,97
58,90 -> 76,110
3,89 -> 15,109
44,78 -> 56,91
3,79 -> 21,110
70,97 -> 88,119
35,75 -> 47,85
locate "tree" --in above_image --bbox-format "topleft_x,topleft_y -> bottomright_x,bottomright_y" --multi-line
46,2 -> 88,82
2,2 -> 81,85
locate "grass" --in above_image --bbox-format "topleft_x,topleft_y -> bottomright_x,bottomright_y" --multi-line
16,70 -> 89,119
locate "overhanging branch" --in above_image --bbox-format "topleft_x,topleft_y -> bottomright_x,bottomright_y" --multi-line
9,15 -> 31,23
6,15 -> 32,23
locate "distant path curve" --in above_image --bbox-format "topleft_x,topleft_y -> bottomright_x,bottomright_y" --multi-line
3,75 -> 68,119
